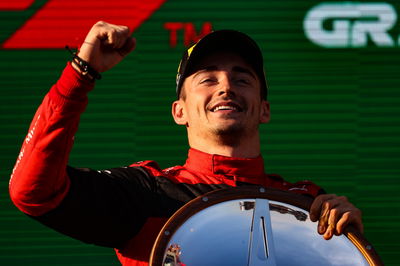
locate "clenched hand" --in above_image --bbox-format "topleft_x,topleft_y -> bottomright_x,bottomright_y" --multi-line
76,21 -> 136,73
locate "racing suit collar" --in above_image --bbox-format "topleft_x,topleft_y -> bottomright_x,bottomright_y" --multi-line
185,148 -> 265,179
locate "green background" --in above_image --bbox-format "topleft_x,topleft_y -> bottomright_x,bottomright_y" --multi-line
1,0 -> 399,265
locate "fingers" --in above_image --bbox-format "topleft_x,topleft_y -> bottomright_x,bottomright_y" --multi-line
89,21 -> 133,52
100,23 -> 131,50
310,194 -> 334,222
324,206 -> 339,240
77,21 -> 136,73
316,198 -> 340,240
117,37 -> 136,57
93,21 -> 136,58
317,201 -> 331,235
310,194 -> 363,240
336,209 -> 364,234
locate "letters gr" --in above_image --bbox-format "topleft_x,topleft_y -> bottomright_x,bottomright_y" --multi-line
304,2 -> 399,48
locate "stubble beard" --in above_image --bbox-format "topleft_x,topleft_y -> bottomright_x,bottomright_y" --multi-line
212,122 -> 251,147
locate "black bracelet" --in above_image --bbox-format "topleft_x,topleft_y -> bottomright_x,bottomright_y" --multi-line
65,45 -> 102,80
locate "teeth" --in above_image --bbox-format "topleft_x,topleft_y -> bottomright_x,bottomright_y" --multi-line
213,105 -> 237,112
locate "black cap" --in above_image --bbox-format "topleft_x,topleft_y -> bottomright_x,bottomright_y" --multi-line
176,30 -> 268,99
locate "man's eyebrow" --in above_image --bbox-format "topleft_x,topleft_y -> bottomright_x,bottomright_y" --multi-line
193,65 -> 256,78
197,65 -> 218,72
232,66 -> 257,79
191,66 -> 218,80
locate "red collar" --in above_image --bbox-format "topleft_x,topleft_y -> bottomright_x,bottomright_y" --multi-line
184,148 -> 265,179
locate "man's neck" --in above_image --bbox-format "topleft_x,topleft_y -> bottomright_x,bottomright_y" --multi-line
188,133 -> 261,158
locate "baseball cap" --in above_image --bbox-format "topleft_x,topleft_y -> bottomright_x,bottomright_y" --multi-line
176,30 -> 268,99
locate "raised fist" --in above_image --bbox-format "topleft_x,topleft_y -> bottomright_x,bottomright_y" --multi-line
76,21 -> 136,73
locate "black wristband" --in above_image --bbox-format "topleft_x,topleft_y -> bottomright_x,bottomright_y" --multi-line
66,45 -> 102,80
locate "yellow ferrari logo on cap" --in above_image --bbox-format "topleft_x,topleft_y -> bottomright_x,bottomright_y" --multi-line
187,43 -> 196,57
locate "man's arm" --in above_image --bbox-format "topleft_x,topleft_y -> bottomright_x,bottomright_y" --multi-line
9,63 -> 93,215
9,21 -> 135,216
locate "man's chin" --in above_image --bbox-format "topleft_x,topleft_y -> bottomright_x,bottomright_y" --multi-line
213,124 -> 246,138
213,127 -> 244,147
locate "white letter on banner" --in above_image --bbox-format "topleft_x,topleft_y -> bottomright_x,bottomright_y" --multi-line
304,2 -> 397,48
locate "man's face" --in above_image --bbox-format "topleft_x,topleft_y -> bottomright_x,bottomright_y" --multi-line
172,52 -> 270,144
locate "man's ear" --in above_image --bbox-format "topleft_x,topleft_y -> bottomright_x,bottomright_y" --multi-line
172,100 -> 187,125
259,100 -> 270,124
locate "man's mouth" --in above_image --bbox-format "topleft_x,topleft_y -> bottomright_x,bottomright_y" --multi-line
210,102 -> 243,112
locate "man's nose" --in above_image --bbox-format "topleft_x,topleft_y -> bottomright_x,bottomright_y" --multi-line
217,75 -> 236,96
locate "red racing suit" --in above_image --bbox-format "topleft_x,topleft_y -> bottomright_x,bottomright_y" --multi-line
9,63 -> 324,266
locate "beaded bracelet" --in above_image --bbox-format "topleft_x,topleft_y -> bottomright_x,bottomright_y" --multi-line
65,45 -> 102,80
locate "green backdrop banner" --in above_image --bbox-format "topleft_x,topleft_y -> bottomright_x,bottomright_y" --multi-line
1,0 -> 399,265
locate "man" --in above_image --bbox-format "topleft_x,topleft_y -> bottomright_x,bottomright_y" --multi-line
9,21 -> 362,265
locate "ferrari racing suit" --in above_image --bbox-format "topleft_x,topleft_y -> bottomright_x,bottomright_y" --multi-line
9,63 -> 324,266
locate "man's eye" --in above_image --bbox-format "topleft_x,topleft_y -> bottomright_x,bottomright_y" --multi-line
236,78 -> 250,85
200,78 -> 216,84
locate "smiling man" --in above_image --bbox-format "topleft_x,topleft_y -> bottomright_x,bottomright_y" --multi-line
173,52 -> 269,157
9,21 -> 362,266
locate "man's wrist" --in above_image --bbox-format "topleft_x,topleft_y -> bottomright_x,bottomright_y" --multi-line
71,58 -> 95,81
66,45 -> 101,81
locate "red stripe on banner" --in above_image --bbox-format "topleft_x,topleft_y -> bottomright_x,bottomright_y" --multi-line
2,0 -> 166,49
0,0 -> 34,10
